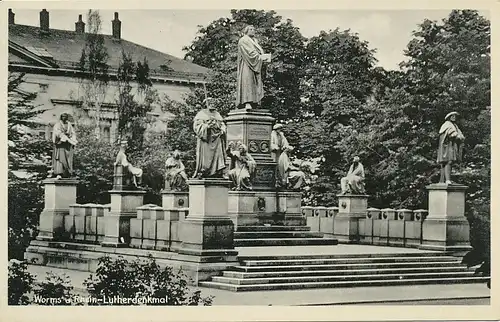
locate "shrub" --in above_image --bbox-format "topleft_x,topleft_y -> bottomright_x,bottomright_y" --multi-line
84,255 -> 214,306
33,272 -> 75,305
8,259 -> 35,305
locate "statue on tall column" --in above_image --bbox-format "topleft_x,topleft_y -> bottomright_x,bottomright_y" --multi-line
193,98 -> 227,178
114,140 -> 143,188
437,111 -> 465,184
236,25 -> 271,110
340,156 -> 366,194
164,150 -> 188,191
51,113 -> 77,179
227,141 -> 257,191
270,124 -> 289,162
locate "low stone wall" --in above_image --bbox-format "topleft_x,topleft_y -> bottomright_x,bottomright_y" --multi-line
64,203 -> 111,243
130,204 -> 189,252
303,206 -> 429,248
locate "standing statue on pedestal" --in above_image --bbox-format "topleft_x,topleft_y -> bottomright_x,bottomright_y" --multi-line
277,146 -> 306,190
437,111 -> 465,184
114,140 -> 143,188
236,25 -> 271,110
193,98 -> 227,178
164,150 -> 188,191
227,141 -> 257,191
51,113 -> 77,179
340,156 -> 366,194
270,123 -> 289,162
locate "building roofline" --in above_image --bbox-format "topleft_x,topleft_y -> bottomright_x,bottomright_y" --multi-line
9,63 -> 207,86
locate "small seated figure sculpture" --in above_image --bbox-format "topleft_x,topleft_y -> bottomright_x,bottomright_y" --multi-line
227,141 -> 257,191
340,156 -> 365,194
164,150 -> 188,191
277,146 -> 306,191
114,140 -> 143,188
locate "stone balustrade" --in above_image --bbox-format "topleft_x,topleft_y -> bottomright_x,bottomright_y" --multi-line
304,205 -> 429,248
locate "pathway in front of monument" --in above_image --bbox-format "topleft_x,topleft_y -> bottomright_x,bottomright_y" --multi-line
27,244 -> 490,306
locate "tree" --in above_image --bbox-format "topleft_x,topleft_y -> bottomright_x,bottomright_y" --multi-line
78,9 -> 110,139
8,73 -> 51,260
116,51 -> 158,153
289,28 -> 379,205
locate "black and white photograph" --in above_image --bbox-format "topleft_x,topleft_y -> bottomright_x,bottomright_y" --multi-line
4,1 -> 495,320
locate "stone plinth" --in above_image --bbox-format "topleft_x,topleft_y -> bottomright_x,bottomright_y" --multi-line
420,184 -> 471,254
177,179 -> 238,259
161,190 -> 189,209
228,191 -> 258,226
225,109 -> 276,191
37,178 -> 78,241
228,190 -> 304,227
101,189 -> 146,247
333,194 -> 369,243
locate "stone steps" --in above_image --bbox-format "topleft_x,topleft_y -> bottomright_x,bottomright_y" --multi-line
211,271 -> 477,285
234,231 -> 324,239
236,226 -> 312,232
223,266 -> 469,279
232,261 -> 459,272
200,276 -> 488,292
231,260 -> 463,272
234,237 -> 338,247
241,255 -> 459,266
199,252 -> 487,292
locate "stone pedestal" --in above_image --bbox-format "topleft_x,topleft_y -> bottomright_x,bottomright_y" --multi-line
333,194 -> 368,243
225,109 -> 276,191
420,183 -> 471,254
101,189 -> 146,247
37,179 -> 78,241
161,190 -> 189,209
178,179 -> 237,257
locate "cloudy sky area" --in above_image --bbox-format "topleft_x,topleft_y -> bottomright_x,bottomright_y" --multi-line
11,9 -> 491,70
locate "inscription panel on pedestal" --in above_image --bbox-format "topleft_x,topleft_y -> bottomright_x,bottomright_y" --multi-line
227,124 -> 244,141
248,124 -> 270,140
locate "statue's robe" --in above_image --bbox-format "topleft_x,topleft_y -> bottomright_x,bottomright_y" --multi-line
270,130 -> 289,162
165,157 -> 187,191
52,121 -> 77,177
277,151 -> 305,190
236,34 -> 264,107
193,109 -> 227,178
115,150 -> 143,186
341,163 -> 365,194
228,150 -> 256,190
437,120 -> 464,163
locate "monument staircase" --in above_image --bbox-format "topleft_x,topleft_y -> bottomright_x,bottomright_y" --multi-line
199,250 -> 488,291
234,225 -> 338,247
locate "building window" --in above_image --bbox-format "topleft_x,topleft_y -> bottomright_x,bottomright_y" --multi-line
102,127 -> 111,143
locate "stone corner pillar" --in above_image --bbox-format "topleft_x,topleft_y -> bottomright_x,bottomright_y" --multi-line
420,183 -> 471,254
36,178 -> 78,241
333,194 -> 369,243
101,188 -> 146,247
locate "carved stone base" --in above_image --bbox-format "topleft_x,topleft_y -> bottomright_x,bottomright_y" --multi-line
420,184 -> 471,254
177,179 -> 237,261
36,179 -> 78,241
101,189 -> 146,247
334,194 -> 369,243
225,108 -> 276,191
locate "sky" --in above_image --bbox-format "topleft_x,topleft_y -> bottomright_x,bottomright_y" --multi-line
10,8 -> 491,70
